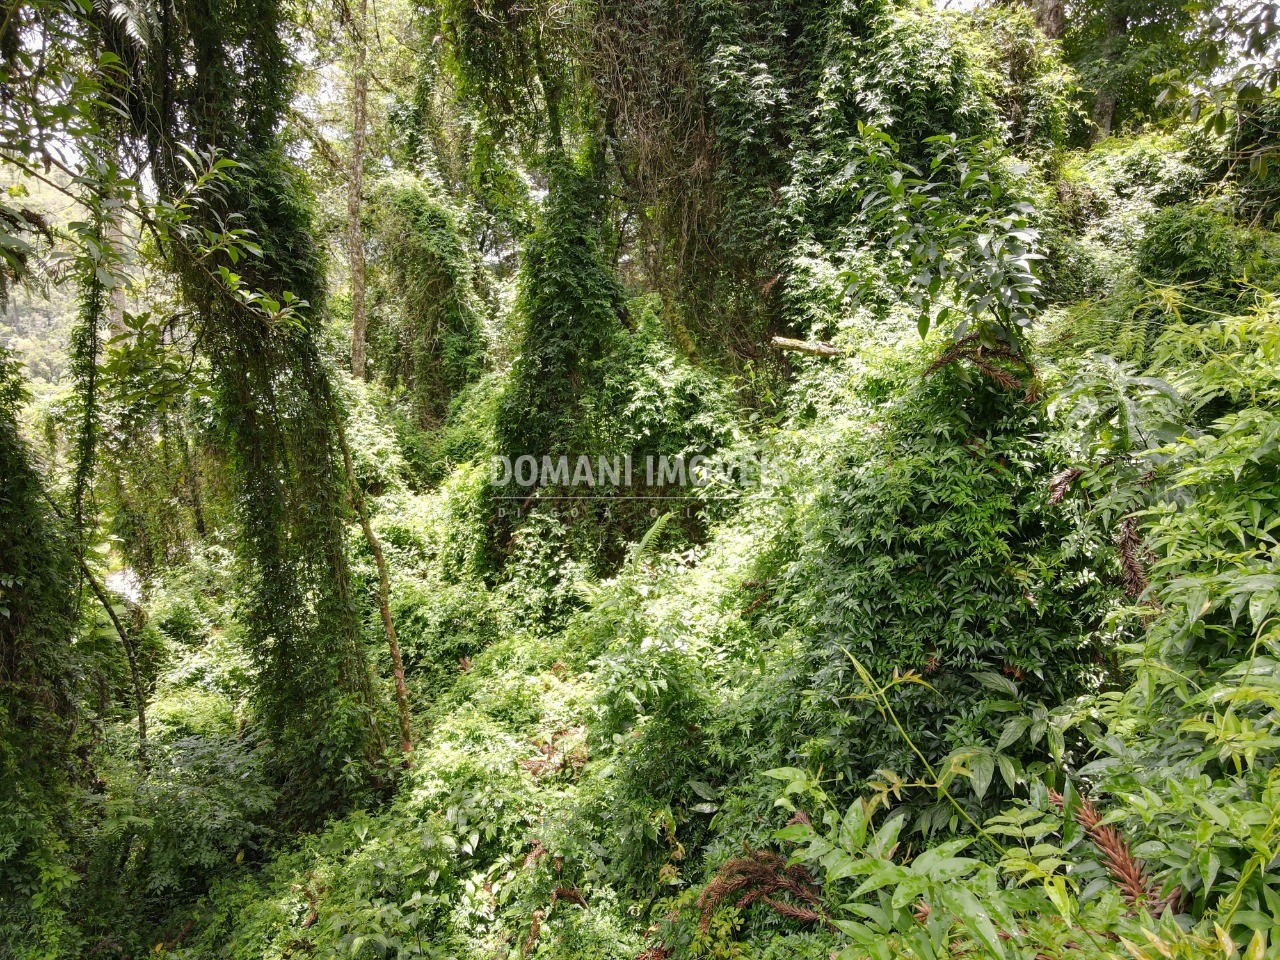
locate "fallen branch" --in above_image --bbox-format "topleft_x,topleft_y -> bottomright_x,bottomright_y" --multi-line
330,403 -> 415,761
770,336 -> 842,357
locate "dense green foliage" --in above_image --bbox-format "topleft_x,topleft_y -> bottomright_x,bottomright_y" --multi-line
369,175 -> 484,436
0,350 -> 80,952
495,155 -> 623,470
4,0 -> 1280,957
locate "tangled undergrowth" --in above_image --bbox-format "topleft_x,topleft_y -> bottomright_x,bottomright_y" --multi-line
4,0 -> 1280,957
12,283 -> 1274,959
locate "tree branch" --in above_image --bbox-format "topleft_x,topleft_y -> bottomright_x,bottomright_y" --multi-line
770,336 -> 842,357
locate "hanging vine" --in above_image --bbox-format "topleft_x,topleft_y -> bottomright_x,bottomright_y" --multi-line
93,0 -> 391,815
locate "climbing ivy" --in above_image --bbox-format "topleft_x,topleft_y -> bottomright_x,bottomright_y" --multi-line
97,0 -> 389,815
369,175 -> 485,433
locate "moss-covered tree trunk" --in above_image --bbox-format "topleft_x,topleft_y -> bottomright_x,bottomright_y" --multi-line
99,0 -> 390,816
348,0 -> 370,381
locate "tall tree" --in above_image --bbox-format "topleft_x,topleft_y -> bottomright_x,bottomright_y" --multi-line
97,0 -> 389,815
348,0 -> 370,380
1091,2 -> 1128,139
0,349 -> 80,926
1065,0 -> 1207,139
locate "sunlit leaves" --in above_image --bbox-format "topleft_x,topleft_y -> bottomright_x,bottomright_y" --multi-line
841,124 -> 1044,346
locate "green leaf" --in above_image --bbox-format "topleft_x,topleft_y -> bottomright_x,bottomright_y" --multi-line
942,886 -> 1006,959
969,753 -> 995,800
997,717 -> 1030,751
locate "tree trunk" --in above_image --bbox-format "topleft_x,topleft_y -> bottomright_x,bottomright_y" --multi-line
1092,5 -> 1128,142
1029,0 -> 1064,39
106,215 -> 129,336
348,0 -> 369,380
1092,88 -> 1117,142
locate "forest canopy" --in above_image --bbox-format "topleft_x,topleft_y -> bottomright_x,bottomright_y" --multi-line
2,0 -> 1280,957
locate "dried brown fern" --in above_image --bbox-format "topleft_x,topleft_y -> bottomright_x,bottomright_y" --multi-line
519,727 -> 587,780
1117,518 -> 1150,599
924,339 -> 971,378
1048,467 -> 1083,505
290,873 -> 326,929
1073,798 -> 1152,906
696,850 -> 833,932
1050,791 -> 1179,914
523,838 -> 546,870
972,357 -> 1022,392
762,896 -> 831,926
923,333 -> 1036,397
551,886 -> 588,909
523,910 -> 543,956
786,809 -> 812,827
